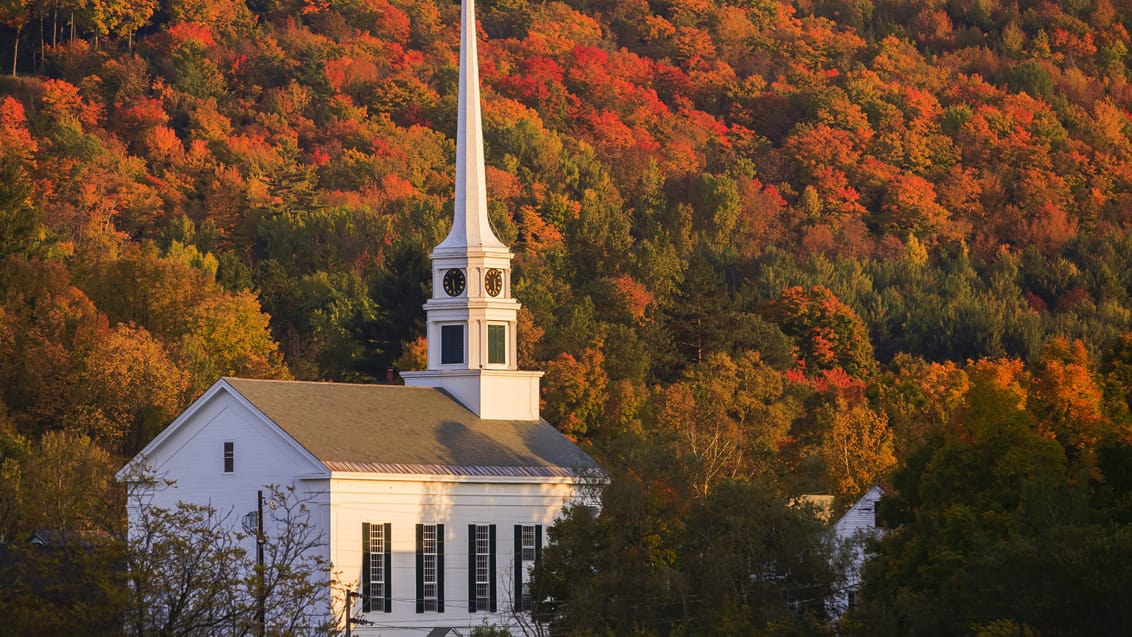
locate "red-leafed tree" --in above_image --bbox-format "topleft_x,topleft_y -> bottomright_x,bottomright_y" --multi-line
761,286 -> 877,378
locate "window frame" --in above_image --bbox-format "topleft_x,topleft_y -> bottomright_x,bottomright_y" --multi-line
223,441 -> 234,473
416,523 -> 444,613
468,524 -> 496,612
362,523 -> 392,613
487,324 -> 506,365
423,525 -> 438,611
440,325 -> 464,365
514,524 -> 542,612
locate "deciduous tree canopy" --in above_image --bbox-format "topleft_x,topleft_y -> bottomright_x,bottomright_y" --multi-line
2,0 -> 1132,631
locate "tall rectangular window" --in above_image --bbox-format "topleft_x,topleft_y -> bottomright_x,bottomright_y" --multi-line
441,325 -> 464,365
514,525 -> 542,612
468,524 -> 496,612
223,441 -> 234,473
423,525 -> 438,610
487,324 -> 506,365
416,524 -> 444,612
362,523 -> 392,612
521,525 -> 537,562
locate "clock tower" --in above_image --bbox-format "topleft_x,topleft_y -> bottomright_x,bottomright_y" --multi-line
401,0 -> 543,420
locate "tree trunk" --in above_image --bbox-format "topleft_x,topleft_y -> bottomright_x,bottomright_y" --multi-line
11,26 -> 20,77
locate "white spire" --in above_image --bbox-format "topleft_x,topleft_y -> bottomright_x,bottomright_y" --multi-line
435,0 -> 506,255
403,0 -> 541,421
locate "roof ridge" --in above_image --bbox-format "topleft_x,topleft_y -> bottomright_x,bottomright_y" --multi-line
224,377 -> 440,390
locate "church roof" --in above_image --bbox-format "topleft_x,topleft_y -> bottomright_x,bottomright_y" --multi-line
223,378 -> 600,478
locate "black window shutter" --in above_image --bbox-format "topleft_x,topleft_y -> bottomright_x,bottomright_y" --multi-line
513,525 -> 523,612
468,524 -> 477,612
383,523 -> 392,613
441,325 -> 463,364
534,525 -> 543,612
489,524 -> 497,612
415,524 -> 424,613
437,524 -> 445,612
361,523 -> 372,613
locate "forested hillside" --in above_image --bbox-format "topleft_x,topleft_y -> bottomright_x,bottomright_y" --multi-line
3,0 -> 1132,633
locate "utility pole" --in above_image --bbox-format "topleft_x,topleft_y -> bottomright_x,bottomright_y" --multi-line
345,591 -> 357,637
257,489 -> 265,637
241,492 -> 268,637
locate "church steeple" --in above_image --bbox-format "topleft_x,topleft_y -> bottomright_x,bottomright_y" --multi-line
401,0 -> 543,421
433,0 -> 506,256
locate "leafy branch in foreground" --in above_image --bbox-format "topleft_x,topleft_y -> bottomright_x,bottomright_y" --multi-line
123,473 -> 335,637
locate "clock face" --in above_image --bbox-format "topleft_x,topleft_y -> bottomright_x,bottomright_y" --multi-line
485,269 -> 504,297
442,269 -> 466,296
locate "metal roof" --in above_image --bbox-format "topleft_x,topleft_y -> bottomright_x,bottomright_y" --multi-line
322,461 -> 589,478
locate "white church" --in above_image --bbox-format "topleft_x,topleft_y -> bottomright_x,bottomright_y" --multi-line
118,1 -> 601,633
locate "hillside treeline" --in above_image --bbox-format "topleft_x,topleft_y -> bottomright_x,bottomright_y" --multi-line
3,0 -> 1132,633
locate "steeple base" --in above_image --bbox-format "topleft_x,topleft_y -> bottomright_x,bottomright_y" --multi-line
402,369 -> 543,421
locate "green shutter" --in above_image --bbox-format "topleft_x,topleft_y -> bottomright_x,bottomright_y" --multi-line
488,324 -> 506,364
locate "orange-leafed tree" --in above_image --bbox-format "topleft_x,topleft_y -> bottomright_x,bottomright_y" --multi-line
875,354 -> 971,459
0,258 -> 105,437
654,351 -> 797,494
69,322 -> 189,453
818,397 -> 896,496
542,344 -> 609,441
876,173 -> 952,240
0,96 -> 36,161
165,0 -> 253,41
1030,337 -> 1110,459
964,357 -> 1030,416
394,335 -> 427,372
761,285 -> 877,379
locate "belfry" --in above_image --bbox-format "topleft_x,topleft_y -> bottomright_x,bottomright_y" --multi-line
401,0 -> 543,420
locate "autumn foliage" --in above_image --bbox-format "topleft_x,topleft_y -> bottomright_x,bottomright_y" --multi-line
3,0 -> 1132,631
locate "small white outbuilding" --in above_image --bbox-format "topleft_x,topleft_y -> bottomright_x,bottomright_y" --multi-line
830,485 -> 885,615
